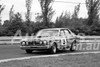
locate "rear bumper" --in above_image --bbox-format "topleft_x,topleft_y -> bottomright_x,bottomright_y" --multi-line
20,46 -> 50,50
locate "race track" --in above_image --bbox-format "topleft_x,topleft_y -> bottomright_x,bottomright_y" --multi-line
0,44 -> 100,61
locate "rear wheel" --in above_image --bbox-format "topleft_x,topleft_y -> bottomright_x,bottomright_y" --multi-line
70,42 -> 76,51
25,50 -> 33,53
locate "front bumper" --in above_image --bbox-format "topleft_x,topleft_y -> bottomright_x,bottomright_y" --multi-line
20,45 -> 50,50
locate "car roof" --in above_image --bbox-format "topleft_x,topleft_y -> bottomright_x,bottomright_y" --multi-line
42,28 -> 69,31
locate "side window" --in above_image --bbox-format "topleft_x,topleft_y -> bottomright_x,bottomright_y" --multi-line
64,29 -> 71,38
60,30 -> 65,37
64,30 -> 69,35
67,29 -> 75,36
64,30 -> 70,35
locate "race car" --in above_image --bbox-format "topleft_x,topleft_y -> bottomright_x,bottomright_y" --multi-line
20,28 -> 79,54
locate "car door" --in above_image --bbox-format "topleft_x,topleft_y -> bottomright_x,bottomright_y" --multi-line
64,29 -> 75,43
60,29 -> 67,46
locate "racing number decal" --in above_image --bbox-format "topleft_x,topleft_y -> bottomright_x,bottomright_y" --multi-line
61,38 -> 66,45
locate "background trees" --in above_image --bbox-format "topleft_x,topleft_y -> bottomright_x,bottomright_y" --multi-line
0,3 -> 5,36
0,4 -> 5,23
0,0 -> 100,36
4,13 -> 25,36
38,0 -> 55,28
86,0 -> 100,26
72,3 -> 80,19
9,5 -> 14,22
25,0 -> 33,35
25,0 -> 33,23
55,12 -> 71,28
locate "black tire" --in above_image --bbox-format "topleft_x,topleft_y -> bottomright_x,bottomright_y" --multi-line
25,50 -> 33,53
70,42 -> 76,51
50,44 -> 57,54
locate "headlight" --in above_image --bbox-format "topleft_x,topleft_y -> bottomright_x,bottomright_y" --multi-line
43,41 -> 47,44
21,41 -> 26,45
40,41 -> 43,44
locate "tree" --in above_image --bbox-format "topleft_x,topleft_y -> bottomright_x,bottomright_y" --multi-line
38,0 -> 55,28
86,0 -> 100,26
9,5 -> 14,22
0,3 -> 5,36
25,0 -> 33,23
72,3 -> 80,19
71,4 -> 82,29
6,12 -> 26,36
54,11 -> 85,34
0,4 -> 5,23
55,17 -> 64,28
55,12 -> 71,28
35,13 -> 43,22
2,20 -> 10,36
25,0 -> 33,35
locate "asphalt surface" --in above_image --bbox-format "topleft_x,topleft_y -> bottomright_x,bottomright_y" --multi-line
0,45 -> 49,60
0,45 -> 68,60
0,45 -> 28,60
0,44 -> 100,60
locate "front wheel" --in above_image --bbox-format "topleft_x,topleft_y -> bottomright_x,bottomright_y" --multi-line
25,50 -> 33,53
50,44 -> 57,54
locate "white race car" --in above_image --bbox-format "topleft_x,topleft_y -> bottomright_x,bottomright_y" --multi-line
20,28 -> 79,53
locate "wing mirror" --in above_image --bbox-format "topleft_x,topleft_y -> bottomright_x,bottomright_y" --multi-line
77,33 -> 85,36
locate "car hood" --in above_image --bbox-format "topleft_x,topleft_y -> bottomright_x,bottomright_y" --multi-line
34,36 -> 60,41
21,36 -> 60,42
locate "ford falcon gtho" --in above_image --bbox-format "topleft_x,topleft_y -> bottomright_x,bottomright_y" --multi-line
20,28 -> 79,54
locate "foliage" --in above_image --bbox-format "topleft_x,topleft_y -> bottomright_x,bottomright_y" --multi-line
38,0 -> 55,27
72,3 -> 80,19
9,5 -> 14,22
0,4 -> 5,15
0,0 -> 100,36
0,4 -> 5,23
2,13 -> 26,36
55,11 -> 85,34
86,0 -> 100,26
25,0 -> 33,23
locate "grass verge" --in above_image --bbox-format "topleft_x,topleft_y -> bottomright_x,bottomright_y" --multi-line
0,53 -> 100,67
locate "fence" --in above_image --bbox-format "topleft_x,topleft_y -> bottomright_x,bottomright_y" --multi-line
0,36 -> 34,45
0,36 -> 100,45
78,36 -> 100,43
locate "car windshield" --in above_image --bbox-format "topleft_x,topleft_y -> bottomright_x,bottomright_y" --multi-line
36,30 -> 59,38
